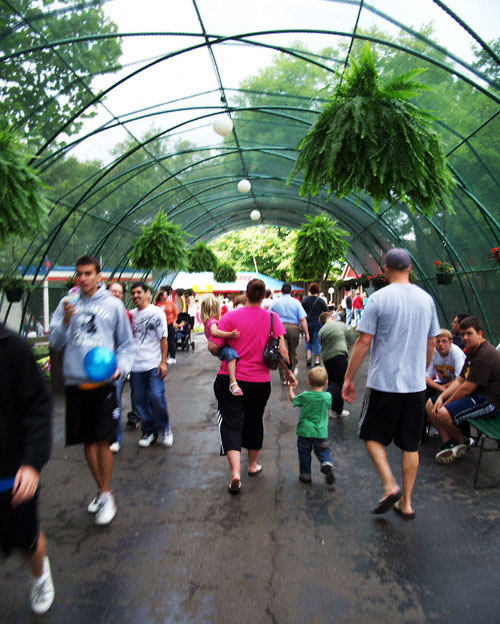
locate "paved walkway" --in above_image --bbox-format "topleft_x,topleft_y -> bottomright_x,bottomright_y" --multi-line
3,333 -> 500,623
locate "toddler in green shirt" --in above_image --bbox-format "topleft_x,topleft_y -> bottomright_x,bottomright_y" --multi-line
288,366 -> 334,484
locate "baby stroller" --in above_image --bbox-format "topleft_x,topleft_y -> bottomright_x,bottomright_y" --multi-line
176,313 -> 195,351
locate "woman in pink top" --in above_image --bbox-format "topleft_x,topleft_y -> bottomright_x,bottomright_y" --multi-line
212,279 -> 297,494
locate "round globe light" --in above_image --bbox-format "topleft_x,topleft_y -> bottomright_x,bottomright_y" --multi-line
212,116 -> 233,136
238,179 -> 251,194
258,224 -> 266,233
250,209 -> 261,221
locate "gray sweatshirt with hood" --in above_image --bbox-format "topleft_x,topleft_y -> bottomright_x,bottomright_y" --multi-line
49,284 -> 134,386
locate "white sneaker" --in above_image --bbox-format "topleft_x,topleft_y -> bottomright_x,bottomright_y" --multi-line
109,442 -> 121,453
167,357 -> 175,364
138,433 -> 158,447
336,410 -> 350,418
293,367 -> 298,376
163,430 -> 174,447
30,557 -> 54,615
87,492 -> 104,514
95,492 -> 116,526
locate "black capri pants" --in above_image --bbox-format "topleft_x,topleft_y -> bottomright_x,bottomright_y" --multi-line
214,375 -> 271,455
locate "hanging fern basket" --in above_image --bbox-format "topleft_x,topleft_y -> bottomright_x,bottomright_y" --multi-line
4,287 -> 24,302
130,210 -> 187,271
288,43 -> 454,217
436,272 -> 453,285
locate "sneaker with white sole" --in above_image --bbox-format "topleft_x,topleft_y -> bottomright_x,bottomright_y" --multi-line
320,463 -> 335,485
138,432 -> 158,447
453,436 -> 475,459
336,410 -> 350,418
167,358 -> 176,364
30,556 -> 54,615
435,440 -> 455,464
95,492 -> 116,526
163,430 -> 174,447
88,492 -> 104,514
109,442 -> 121,453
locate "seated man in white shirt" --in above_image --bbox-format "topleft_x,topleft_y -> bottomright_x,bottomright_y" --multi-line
424,328 -> 466,438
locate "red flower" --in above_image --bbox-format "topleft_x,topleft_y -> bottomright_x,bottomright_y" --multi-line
492,248 -> 497,253
434,260 -> 440,266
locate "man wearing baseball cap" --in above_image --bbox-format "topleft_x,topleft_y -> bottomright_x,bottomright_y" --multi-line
342,248 -> 440,519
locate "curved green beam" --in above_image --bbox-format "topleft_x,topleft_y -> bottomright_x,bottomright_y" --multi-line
6,26 -> 496,163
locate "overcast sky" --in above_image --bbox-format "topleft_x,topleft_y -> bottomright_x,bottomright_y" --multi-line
70,0 -> 499,161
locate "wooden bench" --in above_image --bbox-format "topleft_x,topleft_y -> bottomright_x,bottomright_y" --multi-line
469,413 -> 500,488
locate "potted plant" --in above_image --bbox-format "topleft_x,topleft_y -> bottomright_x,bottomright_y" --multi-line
357,273 -> 370,288
0,128 -> 50,243
130,210 -> 187,271
369,272 -> 389,290
0,274 -> 30,302
288,43 -> 454,218
214,262 -> 237,283
434,260 -> 454,285
490,247 -> 500,266
187,242 -> 219,273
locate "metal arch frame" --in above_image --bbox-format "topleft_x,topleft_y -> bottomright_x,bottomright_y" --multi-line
3,2 -> 499,338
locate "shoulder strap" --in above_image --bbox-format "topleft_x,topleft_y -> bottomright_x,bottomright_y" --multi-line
269,311 -> 274,337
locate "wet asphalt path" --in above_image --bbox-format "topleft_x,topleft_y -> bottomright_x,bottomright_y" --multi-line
2,332 -> 500,623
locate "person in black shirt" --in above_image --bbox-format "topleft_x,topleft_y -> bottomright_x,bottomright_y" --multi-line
301,282 -> 328,367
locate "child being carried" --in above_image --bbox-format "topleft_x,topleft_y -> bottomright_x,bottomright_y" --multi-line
200,294 -> 243,396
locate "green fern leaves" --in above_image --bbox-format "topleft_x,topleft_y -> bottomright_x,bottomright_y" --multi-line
187,242 -> 219,273
130,210 -> 187,270
289,43 -> 454,217
0,128 -> 50,242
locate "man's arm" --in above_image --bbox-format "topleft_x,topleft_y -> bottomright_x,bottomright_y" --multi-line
299,317 -> 310,343
278,335 -> 297,386
427,337 -> 437,369
157,337 -> 168,379
342,332 -> 373,404
426,376 -> 447,393
431,376 -> 473,416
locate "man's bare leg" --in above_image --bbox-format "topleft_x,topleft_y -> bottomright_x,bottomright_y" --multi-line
85,440 -> 113,493
25,531 -> 46,578
365,440 -> 400,497
400,451 -> 419,514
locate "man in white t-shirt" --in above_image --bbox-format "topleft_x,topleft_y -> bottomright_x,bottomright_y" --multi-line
425,329 -> 466,394
342,249 -> 440,519
130,282 -> 173,448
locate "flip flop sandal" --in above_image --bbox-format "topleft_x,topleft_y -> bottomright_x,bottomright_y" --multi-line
248,465 -> 262,476
392,501 -> 416,519
228,479 -> 241,494
229,383 -> 244,396
370,490 -> 401,515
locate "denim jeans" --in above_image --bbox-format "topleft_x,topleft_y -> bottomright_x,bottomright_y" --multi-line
354,308 -> 362,325
130,368 -> 170,434
346,308 -> 353,326
297,436 -> 333,475
305,321 -> 322,356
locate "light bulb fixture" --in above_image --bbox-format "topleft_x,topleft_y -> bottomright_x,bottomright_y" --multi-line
250,209 -> 261,221
238,179 -> 252,194
212,116 -> 233,136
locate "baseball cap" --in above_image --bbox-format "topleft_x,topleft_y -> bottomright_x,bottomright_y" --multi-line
384,248 -> 411,270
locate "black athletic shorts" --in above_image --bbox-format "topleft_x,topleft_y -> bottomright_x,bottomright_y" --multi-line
65,383 -> 118,446
214,375 -> 271,455
0,489 -> 39,557
358,388 -> 427,452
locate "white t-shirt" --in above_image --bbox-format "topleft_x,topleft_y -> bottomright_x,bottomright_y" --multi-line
130,304 -> 168,372
357,283 -> 440,393
427,343 -> 466,383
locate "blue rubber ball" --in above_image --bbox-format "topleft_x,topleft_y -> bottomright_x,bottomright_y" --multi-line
83,347 -> 117,382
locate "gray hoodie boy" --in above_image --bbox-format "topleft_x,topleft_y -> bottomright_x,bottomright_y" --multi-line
50,284 -> 134,386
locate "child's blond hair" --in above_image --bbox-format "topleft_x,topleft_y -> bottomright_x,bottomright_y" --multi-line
199,293 -> 221,324
308,366 -> 328,388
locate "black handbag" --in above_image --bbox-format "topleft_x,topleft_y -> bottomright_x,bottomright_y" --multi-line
263,312 -> 280,369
